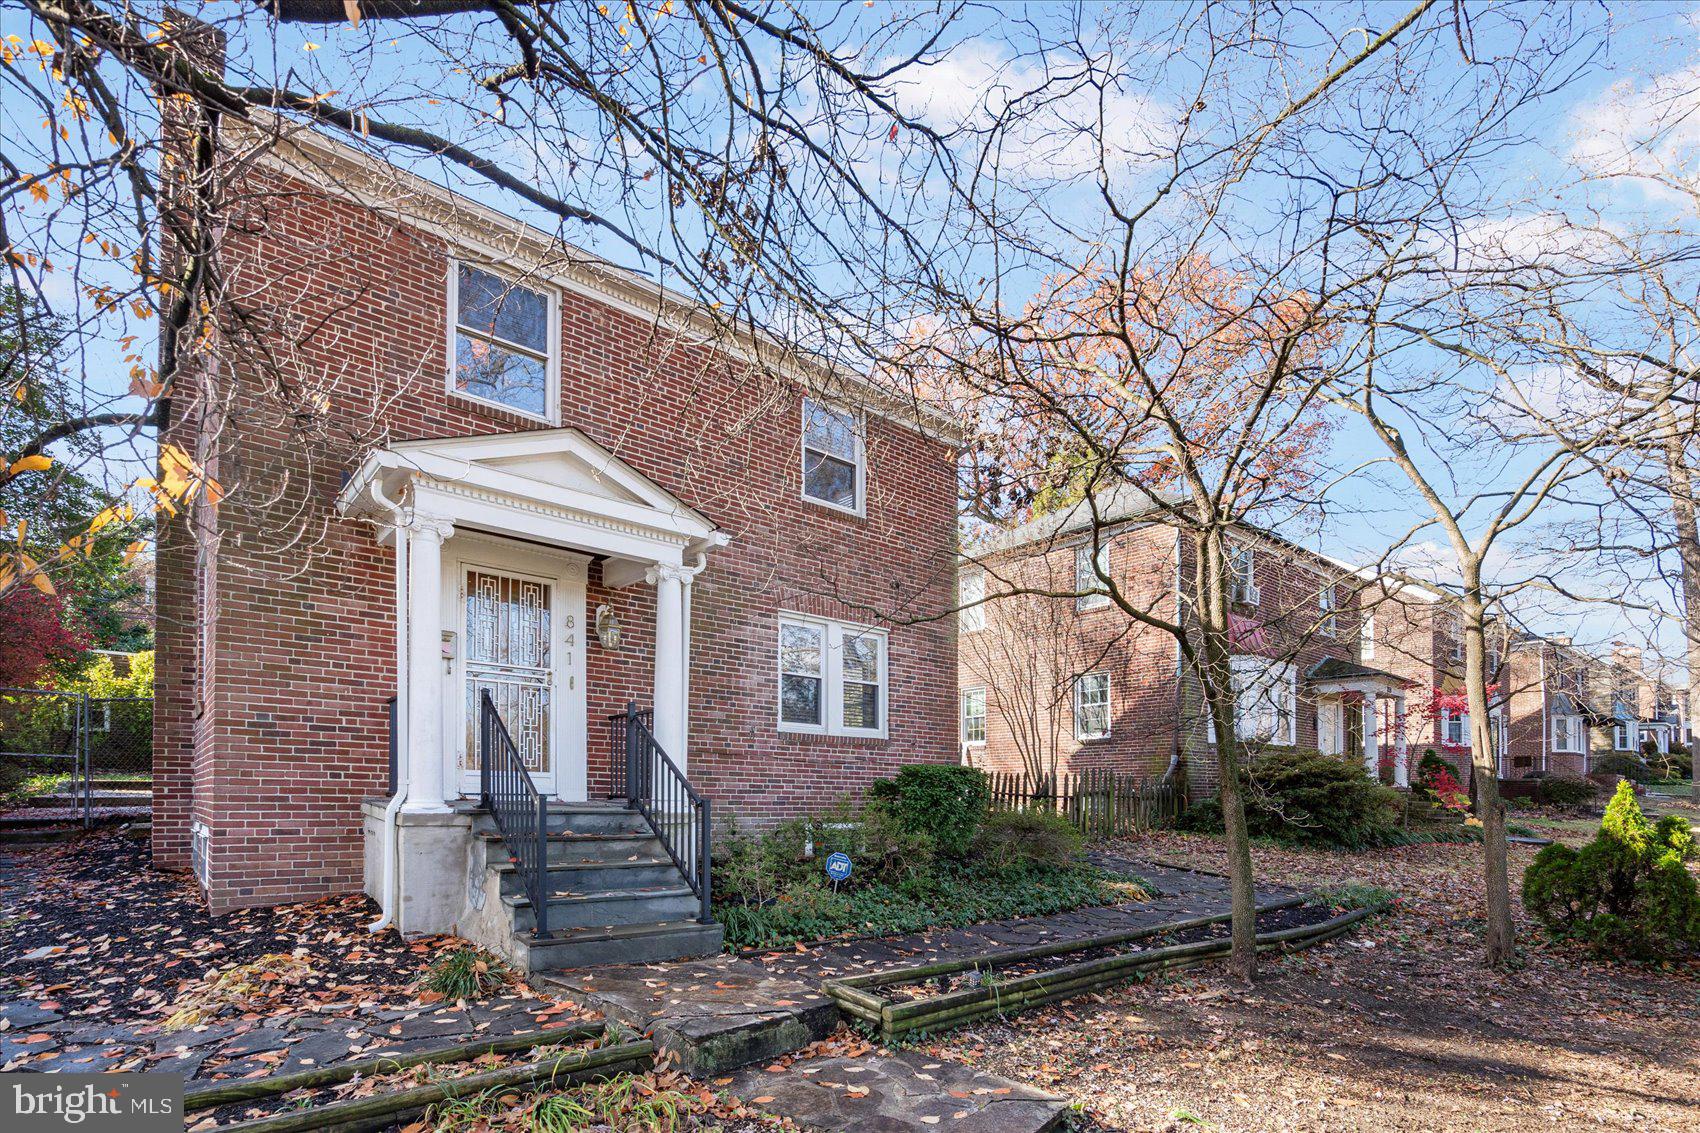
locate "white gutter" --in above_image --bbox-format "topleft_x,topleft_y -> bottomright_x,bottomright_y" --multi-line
368,476 -> 409,934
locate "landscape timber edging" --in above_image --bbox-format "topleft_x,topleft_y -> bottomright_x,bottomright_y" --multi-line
825,902 -> 1374,1040
203,1037 -> 654,1133
183,1022 -> 607,1111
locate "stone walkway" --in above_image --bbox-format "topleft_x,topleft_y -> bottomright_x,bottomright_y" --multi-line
550,856 -> 1284,1133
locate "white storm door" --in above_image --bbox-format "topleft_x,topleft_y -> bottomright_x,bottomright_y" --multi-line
461,565 -> 558,796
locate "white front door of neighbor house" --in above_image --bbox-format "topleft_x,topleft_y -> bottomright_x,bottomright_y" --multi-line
443,538 -> 588,802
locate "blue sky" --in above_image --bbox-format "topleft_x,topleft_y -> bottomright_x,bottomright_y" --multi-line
3,1 -> 1696,665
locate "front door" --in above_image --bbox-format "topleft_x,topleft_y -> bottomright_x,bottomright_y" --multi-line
444,538 -> 588,801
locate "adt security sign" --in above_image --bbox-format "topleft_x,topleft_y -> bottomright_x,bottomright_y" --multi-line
824,851 -> 853,884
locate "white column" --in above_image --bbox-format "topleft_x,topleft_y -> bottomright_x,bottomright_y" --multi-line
648,564 -> 687,765
1392,694 -> 1409,788
1362,692 -> 1380,780
404,513 -> 454,812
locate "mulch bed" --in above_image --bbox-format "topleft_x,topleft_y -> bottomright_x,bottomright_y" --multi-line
1,832 -> 434,1018
0,832 -> 594,1083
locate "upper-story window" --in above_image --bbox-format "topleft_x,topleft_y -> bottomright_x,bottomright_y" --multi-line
1448,610 -> 1465,662
1075,543 -> 1110,611
959,570 -> 986,632
1318,584 -> 1337,636
450,262 -> 556,421
1228,545 -> 1259,606
802,399 -> 864,513
1360,612 -> 1377,661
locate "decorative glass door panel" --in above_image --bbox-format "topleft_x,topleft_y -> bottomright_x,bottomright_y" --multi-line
463,569 -> 553,777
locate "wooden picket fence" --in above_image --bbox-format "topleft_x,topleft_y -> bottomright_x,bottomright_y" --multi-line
985,768 -> 1184,839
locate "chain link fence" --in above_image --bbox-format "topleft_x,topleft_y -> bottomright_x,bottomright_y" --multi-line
1,687 -> 152,828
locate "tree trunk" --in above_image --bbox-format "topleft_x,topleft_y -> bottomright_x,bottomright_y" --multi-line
1461,588 -> 1515,965
1197,530 -> 1258,981
1657,410 -> 1700,805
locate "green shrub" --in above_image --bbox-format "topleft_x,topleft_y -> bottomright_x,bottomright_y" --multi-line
1535,775 -> 1596,809
1313,882 -> 1396,913
1648,748 -> 1692,782
1591,752 -> 1652,784
1176,749 -> 1404,850
1415,749 -> 1454,793
420,946 -> 511,1000
971,808 -> 1085,870
1522,781 -> 1700,960
1242,747 -> 1404,849
866,765 -> 990,859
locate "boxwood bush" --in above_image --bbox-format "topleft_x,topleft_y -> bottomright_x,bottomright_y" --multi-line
1179,747 -> 1407,850
866,764 -> 991,859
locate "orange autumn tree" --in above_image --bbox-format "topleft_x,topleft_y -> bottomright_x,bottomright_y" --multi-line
929,254 -> 1340,981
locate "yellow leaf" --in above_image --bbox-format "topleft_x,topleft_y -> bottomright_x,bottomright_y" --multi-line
9,453 -> 51,476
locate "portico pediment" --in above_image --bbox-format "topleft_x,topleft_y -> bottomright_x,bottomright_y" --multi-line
337,427 -> 723,562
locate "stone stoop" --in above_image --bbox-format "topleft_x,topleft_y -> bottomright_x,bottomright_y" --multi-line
460,800 -> 723,974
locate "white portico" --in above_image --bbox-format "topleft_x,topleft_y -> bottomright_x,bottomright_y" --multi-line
339,428 -> 726,935
1307,658 -> 1413,787
341,427 -> 725,808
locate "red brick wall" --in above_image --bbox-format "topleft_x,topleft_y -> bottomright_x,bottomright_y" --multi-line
961,526 -> 1366,799
154,161 -> 959,912
960,525 -> 1182,781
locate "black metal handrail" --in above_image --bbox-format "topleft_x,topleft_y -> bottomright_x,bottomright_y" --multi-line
618,702 -> 712,923
604,706 -> 653,799
478,690 -> 551,938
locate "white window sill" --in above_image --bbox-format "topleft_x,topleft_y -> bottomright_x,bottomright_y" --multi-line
448,388 -> 558,426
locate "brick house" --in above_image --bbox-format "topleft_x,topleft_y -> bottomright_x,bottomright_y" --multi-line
153,120 -> 961,968
1359,577 -> 1520,782
1502,636 -> 1686,778
957,489 -> 1415,798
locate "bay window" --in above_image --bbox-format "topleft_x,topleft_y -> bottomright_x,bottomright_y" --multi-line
1552,714 -> 1584,753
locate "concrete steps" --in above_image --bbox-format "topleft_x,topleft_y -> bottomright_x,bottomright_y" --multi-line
471,801 -> 721,972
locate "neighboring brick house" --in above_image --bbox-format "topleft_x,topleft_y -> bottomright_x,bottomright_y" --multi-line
957,488 -> 1415,799
1359,577 -> 1521,782
1501,636 -> 1687,779
153,119 -> 960,964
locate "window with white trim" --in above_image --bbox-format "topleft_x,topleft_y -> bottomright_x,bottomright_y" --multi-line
1228,545 -> 1259,605
1075,543 -> 1110,611
1360,613 -> 1377,662
450,262 -> 556,420
1448,611 -> 1465,662
1074,672 -> 1111,740
1318,585 -> 1337,636
778,615 -> 887,736
801,399 -> 864,513
1552,714 -> 1584,753
1225,656 -> 1296,745
1613,722 -> 1635,751
1441,707 -> 1469,747
959,570 -> 985,633
961,687 -> 987,744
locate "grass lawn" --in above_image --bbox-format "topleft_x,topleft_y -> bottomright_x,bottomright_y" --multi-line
921,830 -> 1700,1133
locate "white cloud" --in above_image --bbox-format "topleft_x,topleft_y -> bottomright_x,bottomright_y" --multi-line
1418,211 -> 1621,277
882,43 -> 1176,184
1569,63 -> 1700,203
